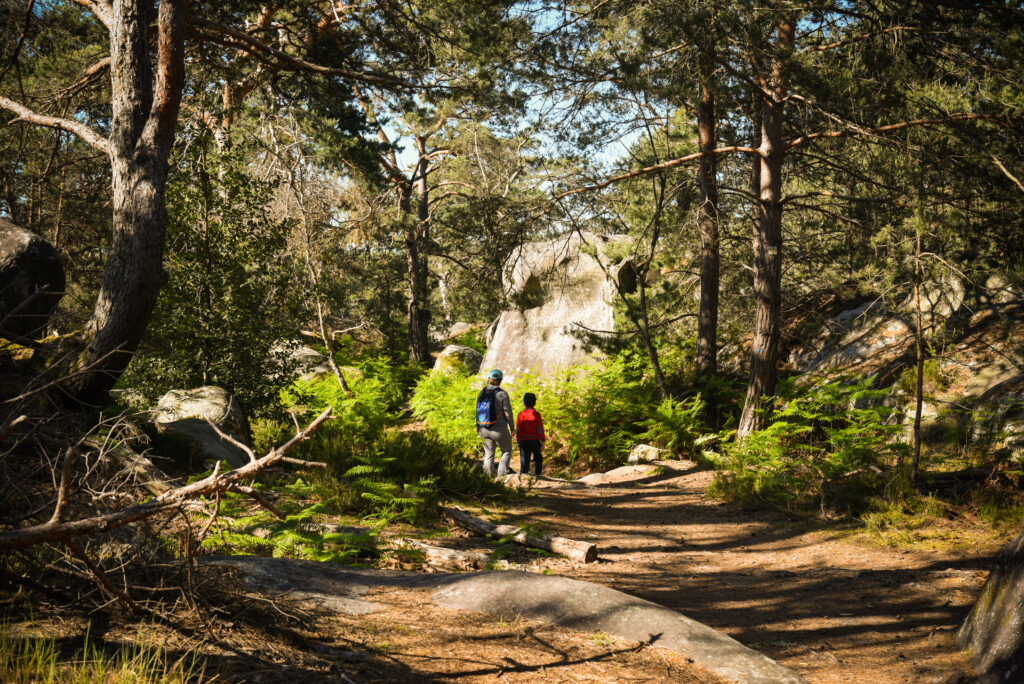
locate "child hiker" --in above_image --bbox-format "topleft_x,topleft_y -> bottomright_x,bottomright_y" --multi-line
515,392 -> 545,477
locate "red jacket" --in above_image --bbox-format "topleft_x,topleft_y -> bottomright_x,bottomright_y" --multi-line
516,408 -> 545,442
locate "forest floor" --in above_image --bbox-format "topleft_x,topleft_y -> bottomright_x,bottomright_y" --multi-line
479,460 -> 996,683
5,459 -> 1002,683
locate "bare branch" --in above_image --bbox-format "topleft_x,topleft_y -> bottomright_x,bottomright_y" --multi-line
990,153 -> 1024,194
786,113 -> 1003,150
205,420 -> 256,463
65,539 -> 136,611
551,146 -> 759,201
189,15 -> 410,89
0,95 -> 110,156
68,0 -> 112,31
226,483 -> 285,520
802,25 -> 921,52
0,408 -> 332,550
49,449 -> 76,524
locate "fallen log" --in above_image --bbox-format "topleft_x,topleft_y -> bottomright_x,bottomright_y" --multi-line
442,506 -> 598,563
392,538 -> 491,571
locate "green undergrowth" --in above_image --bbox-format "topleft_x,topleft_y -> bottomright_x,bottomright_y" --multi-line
710,375 -> 909,515
194,357 -> 505,562
861,486 -> 1024,550
411,351 -> 712,476
0,626 -> 211,683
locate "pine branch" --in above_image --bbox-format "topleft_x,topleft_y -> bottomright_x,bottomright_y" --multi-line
0,95 -> 110,156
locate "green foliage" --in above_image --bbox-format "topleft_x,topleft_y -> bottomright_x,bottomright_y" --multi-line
280,370 -> 395,448
197,481 -> 375,563
895,359 -> 951,395
514,354 -> 658,473
450,328 -> 487,355
0,625 -> 209,683
306,430 -> 503,522
712,376 -> 909,514
119,141 -> 298,414
411,350 -> 677,474
410,371 -> 481,454
638,395 -> 706,456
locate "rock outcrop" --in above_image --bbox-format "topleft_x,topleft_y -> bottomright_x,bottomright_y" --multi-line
0,218 -> 65,341
482,233 -> 625,376
958,529 -> 1024,683
152,386 -> 253,468
433,344 -> 483,376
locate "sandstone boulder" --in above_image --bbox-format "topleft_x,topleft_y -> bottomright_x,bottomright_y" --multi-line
900,272 -> 965,324
270,341 -> 332,380
153,386 -> 252,468
958,529 -> 1024,683
433,344 -> 483,376
788,301 -> 913,373
482,233 -> 626,376
0,218 -> 65,341
627,444 -> 667,464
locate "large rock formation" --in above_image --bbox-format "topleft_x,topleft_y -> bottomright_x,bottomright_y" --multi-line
0,219 -> 65,341
482,233 -> 627,377
958,529 -> 1024,683
433,344 -> 483,376
152,386 -> 253,468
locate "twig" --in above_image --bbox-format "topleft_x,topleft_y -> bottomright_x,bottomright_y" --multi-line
64,539 -> 136,612
0,408 -> 332,550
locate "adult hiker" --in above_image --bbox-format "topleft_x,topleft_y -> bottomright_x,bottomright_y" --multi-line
476,369 -> 516,478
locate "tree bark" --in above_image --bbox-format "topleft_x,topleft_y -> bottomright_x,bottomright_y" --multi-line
737,16 -> 793,438
695,52 -> 720,379
406,135 -> 433,365
63,0 -> 185,405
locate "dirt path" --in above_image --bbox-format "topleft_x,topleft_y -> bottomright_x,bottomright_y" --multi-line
490,461 -> 995,683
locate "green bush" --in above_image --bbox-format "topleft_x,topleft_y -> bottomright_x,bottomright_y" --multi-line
409,371 -> 481,454
281,371 -> 394,449
711,376 -> 909,514
638,395 -> 707,456
512,354 -> 658,473
118,142 -> 298,415
306,430 -> 503,522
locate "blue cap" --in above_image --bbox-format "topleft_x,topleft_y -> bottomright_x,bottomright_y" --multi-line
487,369 -> 503,381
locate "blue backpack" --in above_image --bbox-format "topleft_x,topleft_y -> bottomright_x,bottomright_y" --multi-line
476,387 -> 500,427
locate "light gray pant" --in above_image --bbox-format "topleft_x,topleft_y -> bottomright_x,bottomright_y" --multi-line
479,425 -> 513,476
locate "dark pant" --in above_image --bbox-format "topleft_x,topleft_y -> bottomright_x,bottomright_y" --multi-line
519,440 -> 543,476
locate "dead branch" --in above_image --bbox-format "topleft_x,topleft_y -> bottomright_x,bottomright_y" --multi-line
442,506 -> 598,563
0,95 -> 110,156
0,407 -> 332,550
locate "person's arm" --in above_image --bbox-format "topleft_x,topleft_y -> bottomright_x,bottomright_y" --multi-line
537,411 -> 545,442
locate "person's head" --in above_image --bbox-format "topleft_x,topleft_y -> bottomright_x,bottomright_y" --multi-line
487,369 -> 503,385
523,392 -> 536,408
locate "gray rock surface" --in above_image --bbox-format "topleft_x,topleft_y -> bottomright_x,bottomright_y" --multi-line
788,301 -> 912,373
958,529 -> 1024,684
153,386 -> 252,468
978,273 -> 1020,306
198,556 -> 806,683
433,344 -> 483,376
900,273 -> 965,324
627,444 -> 666,464
482,233 -> 626,376
0,218 -> 65,341
433,571 -> 807,683
270,341 -> 332,380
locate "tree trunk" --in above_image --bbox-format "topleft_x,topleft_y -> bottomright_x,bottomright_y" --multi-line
695,53 -> 720,379
911,221 -> 924,485
737,17 -> 793,438
64,0 -> 184,405
406,137 -> 432,366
